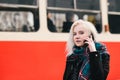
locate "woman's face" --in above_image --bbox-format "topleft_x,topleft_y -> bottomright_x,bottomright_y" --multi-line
73,24 -> 90,47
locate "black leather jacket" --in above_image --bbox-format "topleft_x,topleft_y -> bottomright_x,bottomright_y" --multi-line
63,49 -> 110,80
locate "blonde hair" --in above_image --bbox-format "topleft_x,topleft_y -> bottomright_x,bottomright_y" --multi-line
66,19 -> 98,56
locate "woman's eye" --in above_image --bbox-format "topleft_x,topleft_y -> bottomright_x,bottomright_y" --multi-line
73,33 -> 76,36
79,31 -> 84,34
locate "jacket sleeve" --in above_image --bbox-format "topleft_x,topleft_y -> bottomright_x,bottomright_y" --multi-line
89,51 -> 110,80
63,54 -> 83,80
63,57 -> 74,80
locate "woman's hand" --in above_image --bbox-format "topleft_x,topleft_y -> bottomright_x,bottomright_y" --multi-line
84,35 -> 96,52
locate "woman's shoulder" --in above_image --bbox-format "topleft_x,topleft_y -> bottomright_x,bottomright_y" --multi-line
95,42 -> 109,54
95,42 -> 106,50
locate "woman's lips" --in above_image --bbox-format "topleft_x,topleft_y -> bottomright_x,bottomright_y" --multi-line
76,40 -> 82,43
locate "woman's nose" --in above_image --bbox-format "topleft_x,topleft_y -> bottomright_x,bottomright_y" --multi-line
75,34 -> 80,39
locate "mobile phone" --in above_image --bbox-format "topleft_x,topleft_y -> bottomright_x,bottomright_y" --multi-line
83,40 -> 88,48
83,35 -> 91,47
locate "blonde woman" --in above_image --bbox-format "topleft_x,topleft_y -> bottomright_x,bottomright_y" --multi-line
63,19 -> 110,80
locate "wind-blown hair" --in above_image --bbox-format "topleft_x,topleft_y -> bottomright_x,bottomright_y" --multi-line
66,19 -> 98,56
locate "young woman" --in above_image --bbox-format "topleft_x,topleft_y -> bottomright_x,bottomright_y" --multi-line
63,19 -> 110,80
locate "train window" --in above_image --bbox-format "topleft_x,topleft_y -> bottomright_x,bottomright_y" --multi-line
108,0 -> 120,12
48,0 -> 74,8
108,0 -> 120,34
76,0 -> 100,10
0,0 -> 39,32
0,11 -> 38,32
47,11 -> 102,33
47,0 -> 102,33
108,14 -> 120,34
0,0 -> 37,6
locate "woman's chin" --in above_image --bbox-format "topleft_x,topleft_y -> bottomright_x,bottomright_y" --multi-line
75,44 -> 83,47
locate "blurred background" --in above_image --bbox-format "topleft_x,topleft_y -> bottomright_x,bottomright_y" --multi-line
0,0 -> 120,80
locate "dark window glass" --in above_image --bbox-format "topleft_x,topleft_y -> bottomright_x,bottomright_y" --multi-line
108,0 -> 120,12
108,14 -> 120,33
0,0 -> 37,5
48,0 -> 74,8
76,0 -> 100,10
108,0 -> 120,33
